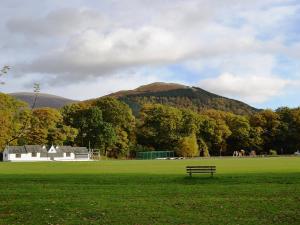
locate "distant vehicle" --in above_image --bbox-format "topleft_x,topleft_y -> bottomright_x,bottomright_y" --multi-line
294,150 -> 300,156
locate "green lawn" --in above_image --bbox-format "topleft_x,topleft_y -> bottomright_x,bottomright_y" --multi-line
0,157 -> 300,225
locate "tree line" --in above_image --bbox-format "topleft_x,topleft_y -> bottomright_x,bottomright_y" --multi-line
1,92 -> 300,157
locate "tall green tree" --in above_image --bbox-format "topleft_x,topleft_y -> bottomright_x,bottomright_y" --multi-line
94,97 -> 136,157
138,104 -> 184,150
276,107 -> 300,153
196,115 -> 231,155
226,114 -> 251,152
250,110 -> 281,152
62,104 -> 118,155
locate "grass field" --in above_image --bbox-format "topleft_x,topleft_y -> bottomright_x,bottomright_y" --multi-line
0,157 -> 300,225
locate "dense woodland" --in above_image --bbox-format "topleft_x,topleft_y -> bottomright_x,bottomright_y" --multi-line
1,92 -> 300,158
110,83 -> 258,116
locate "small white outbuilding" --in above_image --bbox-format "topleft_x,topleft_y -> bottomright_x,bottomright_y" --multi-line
3,145 -> 90,162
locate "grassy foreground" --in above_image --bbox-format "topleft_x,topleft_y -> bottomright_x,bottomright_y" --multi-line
0,157 -> 300,225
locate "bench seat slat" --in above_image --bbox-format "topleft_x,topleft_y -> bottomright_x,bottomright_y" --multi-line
187,172 -> 215,174
187,171 -> 216,173
186,168 -> 216,170
187,168 -> 215,170
186,166 -> 216,168
186,167 -> 216,169
186,165 -> 216,176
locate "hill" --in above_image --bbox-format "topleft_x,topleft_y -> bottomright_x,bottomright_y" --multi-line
107,82 -> 259,115
9,92 -> 77,108
9,82 -> 259,114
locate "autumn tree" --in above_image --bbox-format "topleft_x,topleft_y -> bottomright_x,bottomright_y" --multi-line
176,133 -> 199,157
25,108 -> 77,146
0,93 -> 29,150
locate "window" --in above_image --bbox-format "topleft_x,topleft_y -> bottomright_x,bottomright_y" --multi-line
16,153 -> 21,158
32,152 -> 37,157
66,152 -> 71,157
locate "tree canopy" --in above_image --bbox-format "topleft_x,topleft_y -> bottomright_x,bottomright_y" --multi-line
1,92 -> 300,158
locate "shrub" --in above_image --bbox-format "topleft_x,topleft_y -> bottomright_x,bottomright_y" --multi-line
176,133 -> 199,157
269,149 -> 277,156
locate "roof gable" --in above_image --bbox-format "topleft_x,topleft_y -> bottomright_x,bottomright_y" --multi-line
48,145 -> 57,153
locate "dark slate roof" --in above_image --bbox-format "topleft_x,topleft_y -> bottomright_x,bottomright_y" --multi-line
5,145 -> 47,154
58,146 -> 89,154
24,145 -> 48,153
5,146 -> 26,153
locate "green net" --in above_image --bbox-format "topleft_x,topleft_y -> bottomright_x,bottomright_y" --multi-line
136,151 -> 175,160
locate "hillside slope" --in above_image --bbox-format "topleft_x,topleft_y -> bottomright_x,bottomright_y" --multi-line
107,82 -> 258,115
9,92 -> 77,108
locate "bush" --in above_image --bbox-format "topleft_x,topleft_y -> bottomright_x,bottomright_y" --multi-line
176,133 -> 199,157
269,149 -> 277,156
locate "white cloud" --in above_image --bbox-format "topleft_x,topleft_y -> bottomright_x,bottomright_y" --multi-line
199,73 -> 290,103
9,1 -> 299,81
18,26 -> 196,81
6,8 -> 106,38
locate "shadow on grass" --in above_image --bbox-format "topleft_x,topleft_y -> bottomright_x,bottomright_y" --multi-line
1,172 -> 300,186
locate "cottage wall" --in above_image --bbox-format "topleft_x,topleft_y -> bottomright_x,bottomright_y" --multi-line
6,152 -> 51,161
52,152 -> 74,161
3,146 -> 90,162
53,153 -> 90,161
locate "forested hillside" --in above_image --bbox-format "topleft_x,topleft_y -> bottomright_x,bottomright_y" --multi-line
8,82 -> 258,115
108,82 -> 259,115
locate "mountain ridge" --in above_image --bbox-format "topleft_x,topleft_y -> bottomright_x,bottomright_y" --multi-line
9,92 -> 77,108
8,82 -> 259,115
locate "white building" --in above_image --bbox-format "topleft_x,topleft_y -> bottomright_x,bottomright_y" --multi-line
3,145 -> 90,162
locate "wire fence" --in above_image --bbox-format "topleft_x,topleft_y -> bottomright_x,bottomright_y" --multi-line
136,151 -> 175,160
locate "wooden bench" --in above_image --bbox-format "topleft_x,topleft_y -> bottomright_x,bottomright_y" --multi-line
186,166 -> 216,177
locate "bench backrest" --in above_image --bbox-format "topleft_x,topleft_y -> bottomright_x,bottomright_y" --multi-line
186,166 -> 216,174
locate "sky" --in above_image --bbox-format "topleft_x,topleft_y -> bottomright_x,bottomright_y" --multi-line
0,0 -> 300,109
